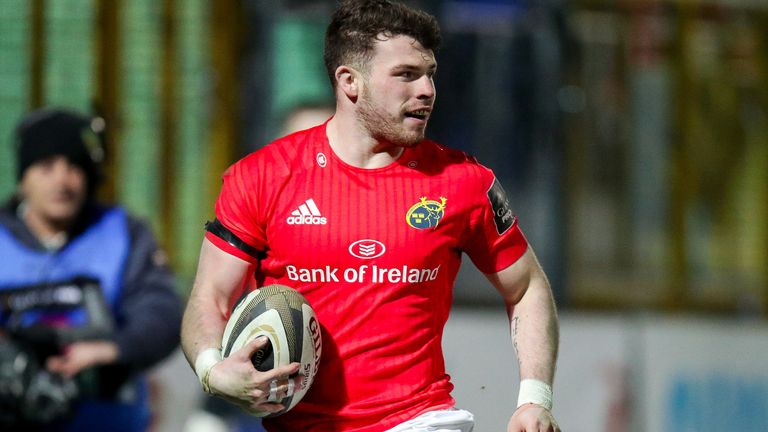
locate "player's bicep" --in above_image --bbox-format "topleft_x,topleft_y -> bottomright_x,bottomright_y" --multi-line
484,248 -> 544,306
191,238 -> 255,316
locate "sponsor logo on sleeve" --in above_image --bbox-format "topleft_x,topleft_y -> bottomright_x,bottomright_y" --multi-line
487,178 -> 515,235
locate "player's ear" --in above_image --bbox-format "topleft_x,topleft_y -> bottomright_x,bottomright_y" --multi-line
335,65 -> 360,100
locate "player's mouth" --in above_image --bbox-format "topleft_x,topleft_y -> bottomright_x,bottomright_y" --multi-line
404,108 -> 431,122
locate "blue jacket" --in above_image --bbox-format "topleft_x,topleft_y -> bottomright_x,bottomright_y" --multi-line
0,201 -> 182,432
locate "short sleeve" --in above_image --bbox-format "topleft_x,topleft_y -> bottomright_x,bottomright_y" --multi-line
462,175 -> 529,274
212,156 -> 267,260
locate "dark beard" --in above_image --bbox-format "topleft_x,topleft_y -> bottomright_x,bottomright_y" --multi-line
357,92 -> 424,147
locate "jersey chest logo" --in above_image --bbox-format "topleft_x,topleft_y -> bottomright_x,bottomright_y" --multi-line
286,198 -> 327,225
348,239 -> 386,259
406,196 -> 447,229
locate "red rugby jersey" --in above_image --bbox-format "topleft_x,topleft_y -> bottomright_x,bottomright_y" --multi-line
208,121 -> 528,431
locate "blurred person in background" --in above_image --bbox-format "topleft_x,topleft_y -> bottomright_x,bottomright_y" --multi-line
182,1 -> 559,431
278,102 -> 336,137
0,108 -> 183,431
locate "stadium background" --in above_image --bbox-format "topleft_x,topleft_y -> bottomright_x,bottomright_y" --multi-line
0,0 -> 766,430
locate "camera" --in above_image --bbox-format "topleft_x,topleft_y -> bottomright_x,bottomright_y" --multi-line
0,277 -> 113,428
0,334 -> 79,428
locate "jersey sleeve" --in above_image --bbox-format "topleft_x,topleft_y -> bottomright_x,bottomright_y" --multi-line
461,173 -> 529,274
210,155 -> 267,262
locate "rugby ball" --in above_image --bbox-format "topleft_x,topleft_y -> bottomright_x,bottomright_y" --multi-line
221,284 -> 321,417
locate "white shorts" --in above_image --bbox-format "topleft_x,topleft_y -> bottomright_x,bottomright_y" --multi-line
385,409 -> 475,432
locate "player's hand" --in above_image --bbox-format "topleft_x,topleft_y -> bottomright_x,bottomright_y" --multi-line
46,340 -> 119,378
207,336 -> 302,413
508,403 -> 560,432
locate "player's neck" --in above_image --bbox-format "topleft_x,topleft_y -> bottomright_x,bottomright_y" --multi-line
326,116 -> 404,169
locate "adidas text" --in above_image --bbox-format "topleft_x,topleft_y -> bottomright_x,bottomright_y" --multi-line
287,198 -> 327,225
286,215 -> 327,225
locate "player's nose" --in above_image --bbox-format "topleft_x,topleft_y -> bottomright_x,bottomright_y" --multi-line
415,75 -> 435,100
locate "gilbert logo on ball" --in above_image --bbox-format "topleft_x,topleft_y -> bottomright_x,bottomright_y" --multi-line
221,284 -> 322,417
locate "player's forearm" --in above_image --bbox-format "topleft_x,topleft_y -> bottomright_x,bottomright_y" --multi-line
507,274 -> 559,384
182,239 -> 253,367
180,287 -> 228,368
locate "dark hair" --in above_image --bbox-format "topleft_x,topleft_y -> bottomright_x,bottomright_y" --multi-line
324,0 -> 442,88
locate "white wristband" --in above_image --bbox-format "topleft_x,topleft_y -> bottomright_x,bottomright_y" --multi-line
194,348 -> 222,394
517,379 -> 553,410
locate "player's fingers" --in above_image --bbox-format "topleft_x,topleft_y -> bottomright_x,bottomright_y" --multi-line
239,335 -> 270,360
265,378 -> 280,402
292,373 -> 303,391
251,401 -> 284,413
273,375 -> 299,398
261,361 -> 301,382
262,379 -> 300,403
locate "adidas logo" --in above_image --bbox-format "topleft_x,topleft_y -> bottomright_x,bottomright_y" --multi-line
286,198 -> 327,225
